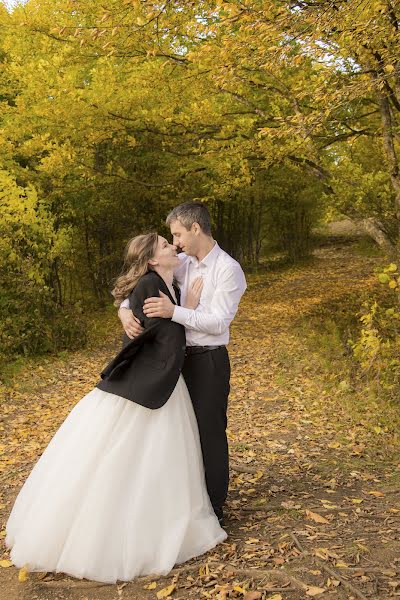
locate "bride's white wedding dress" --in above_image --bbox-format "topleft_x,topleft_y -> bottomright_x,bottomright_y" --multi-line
6,375 -> 227,583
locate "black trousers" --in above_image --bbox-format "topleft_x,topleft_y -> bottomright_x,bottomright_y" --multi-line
182,346 -> 231,511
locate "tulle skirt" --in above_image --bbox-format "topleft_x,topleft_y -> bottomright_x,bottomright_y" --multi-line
6,375 -> 226,583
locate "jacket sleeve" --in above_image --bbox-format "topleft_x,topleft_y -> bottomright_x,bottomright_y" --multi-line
128,273 -> 165,333
100,275 -> 164,379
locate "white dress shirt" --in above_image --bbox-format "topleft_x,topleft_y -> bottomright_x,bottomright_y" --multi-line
120,242 -> 247,347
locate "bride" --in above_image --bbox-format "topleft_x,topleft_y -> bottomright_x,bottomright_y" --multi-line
6,232 -> 226,584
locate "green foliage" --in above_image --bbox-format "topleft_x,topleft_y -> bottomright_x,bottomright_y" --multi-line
351,263 -> 400,392
1,0 -> 400,363
0,171 -> 86,370
261,164 -> 326,261
328,138 -> 397,238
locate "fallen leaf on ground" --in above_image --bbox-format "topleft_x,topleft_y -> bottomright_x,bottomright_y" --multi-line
143,581 -> 157,590
305,509 -> 329,524
306,586 -> 326,596
233,585 -> 247,594
18,567 -> 28,582
243,592 -> 262,600
156,583 -> 176,598
0,560 -> 13,568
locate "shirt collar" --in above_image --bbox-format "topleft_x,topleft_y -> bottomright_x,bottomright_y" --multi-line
190,241 -> 220,268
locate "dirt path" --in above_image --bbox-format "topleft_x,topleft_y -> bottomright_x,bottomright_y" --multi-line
1,241 -> 399,600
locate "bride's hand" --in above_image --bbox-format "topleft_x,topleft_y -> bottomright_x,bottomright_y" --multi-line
118,307 -> 144,338
184,277 -> 204,310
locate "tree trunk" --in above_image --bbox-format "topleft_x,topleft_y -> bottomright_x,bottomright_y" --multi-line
377,91 -> 400,238
360,216 -> 397,256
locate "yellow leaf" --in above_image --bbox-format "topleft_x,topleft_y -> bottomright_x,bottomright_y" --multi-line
233,585 -> 246,595
143,581 -> 157,590
314,548 -> 339,560
0,560 -> 13,568
368,491 -> 385,497
233,585 -> 246,594
351,498 -> 363,504
156,583 -> 176,599
267,595 -> 282,600
217,585 -> 230,600
356,542 -> 369,553
199,562 -> 210,577
306,586 -> 326,596
335,561 -> 349,568
249,471 -> 264,482
305,510 -> 329,524
18,567 -> 28,582
327,441 -> 340,449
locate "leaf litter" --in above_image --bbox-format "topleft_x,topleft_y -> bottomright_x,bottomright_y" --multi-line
1,243 -> 400,599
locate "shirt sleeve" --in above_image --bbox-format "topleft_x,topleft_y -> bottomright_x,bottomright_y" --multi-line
120,298 -> 130,309
172,264 -> 247,335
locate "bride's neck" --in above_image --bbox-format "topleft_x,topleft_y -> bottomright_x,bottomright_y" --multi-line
153,266 -> 174,288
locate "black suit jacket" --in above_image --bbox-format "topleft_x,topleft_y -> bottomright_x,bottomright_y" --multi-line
97,271 -> 186,409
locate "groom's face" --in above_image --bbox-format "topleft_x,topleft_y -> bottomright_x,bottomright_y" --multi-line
170,219 -> 197,256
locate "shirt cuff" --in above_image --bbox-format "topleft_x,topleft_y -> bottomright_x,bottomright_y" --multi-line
120,298 -> 130,309
172,305 -> 192,325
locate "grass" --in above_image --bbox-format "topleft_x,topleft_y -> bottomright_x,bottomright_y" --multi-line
353,236 -> 386,258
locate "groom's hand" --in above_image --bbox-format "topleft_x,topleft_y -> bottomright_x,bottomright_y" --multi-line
143,291 -> 174,319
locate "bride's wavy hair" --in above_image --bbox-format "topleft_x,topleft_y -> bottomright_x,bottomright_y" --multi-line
112,232 -> 158,307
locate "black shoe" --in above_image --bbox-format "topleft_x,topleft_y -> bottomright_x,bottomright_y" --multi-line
214,507 -> 224,527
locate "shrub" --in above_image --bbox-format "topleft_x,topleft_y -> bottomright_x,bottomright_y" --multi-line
0,171 -> 87,372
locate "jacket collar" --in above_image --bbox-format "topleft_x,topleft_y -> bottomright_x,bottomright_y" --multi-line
149,270 -> 180,306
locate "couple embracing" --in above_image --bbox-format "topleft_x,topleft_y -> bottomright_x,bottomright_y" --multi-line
6,202 -> 247,583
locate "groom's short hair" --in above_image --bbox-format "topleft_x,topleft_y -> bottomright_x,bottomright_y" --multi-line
166,202 -> 212,235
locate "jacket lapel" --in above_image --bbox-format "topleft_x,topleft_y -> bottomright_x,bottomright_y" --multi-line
173,282 -> 181,306
150,270 -> 180,305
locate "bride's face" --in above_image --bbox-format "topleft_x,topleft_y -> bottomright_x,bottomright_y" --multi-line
149,236 -> 179,270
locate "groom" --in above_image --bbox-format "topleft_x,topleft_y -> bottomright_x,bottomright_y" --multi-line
119,202 -> 246,524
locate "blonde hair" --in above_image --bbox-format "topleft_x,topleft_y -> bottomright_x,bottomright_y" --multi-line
112,233 -> 158,307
